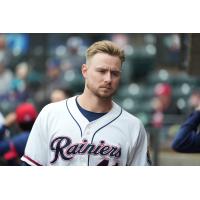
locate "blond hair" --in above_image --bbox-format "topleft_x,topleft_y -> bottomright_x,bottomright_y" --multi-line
86,40 -> 125,64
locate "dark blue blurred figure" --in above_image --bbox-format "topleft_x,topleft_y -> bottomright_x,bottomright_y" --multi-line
0,112 -> 6,141
172,90 -> 200,153
0,103 -> 37,165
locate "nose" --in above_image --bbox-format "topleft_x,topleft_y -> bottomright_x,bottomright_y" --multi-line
104,71 -> 112,83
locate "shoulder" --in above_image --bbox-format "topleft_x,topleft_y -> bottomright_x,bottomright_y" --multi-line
37,97 -> 77,121
122,109 -> 142,127
113,102 -> 142,128
35,100 -> 68,121
41,97 -> 76,114
43,100 -> 66,111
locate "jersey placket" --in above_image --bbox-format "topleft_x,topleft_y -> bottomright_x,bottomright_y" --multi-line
77,123 -> 92,165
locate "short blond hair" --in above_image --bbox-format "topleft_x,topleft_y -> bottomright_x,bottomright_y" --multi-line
86,40 -> 125,64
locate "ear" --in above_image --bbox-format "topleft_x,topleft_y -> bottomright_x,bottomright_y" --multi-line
82,64 -> 88,79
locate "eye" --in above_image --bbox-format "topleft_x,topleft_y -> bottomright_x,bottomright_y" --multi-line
97,69 -> 106,74
111,71 -> 120,77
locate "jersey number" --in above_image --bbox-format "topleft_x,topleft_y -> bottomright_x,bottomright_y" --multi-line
97,159 -> 118,166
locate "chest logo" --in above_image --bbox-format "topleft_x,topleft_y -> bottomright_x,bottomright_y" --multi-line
50,136 -> 121,164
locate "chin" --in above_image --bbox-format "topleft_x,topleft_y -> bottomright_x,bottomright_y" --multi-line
97,91 -> 115,99
88,86 -> 116,99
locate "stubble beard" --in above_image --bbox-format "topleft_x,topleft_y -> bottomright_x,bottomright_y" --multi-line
86,82 -> 117,100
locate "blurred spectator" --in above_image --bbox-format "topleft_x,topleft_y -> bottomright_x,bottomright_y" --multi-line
165,34 -> 181,64
0,103 -> 38,165
50,88 -> 72,103
0,34 -> 12,68
111,34 -> 134,55
34,58 -> 66,109
61,36 -> 85,73
172,90 -> 200,153
150,83 -> 183,150
46,58 -> 65,93
11,62 -> 29,90
151,83 -> 181,128
188,90 -> 200,112
0,50 -> 13,97
10,62 -> 30,103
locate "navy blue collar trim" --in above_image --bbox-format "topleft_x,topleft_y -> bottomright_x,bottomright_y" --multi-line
75,96 -> 107,122
66,99 -> 83,138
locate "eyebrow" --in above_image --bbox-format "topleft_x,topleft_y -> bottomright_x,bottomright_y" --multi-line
95,66 -> 122,73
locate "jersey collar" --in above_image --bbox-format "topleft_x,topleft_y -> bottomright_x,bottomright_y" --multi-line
66,96 -> 122,134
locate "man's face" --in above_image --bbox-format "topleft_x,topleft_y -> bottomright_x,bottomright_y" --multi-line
82,53 -> 122,99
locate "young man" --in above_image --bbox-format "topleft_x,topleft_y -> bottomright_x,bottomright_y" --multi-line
21,40 -> 151,166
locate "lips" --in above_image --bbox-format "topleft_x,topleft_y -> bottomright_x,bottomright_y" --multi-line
101,87 -> 112,90
100,85 -> 112,89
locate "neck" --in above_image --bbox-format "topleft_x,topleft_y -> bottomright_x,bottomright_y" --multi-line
78,89 -> 113,113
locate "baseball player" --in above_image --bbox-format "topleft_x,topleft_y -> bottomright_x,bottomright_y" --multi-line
21,40 -> 151,166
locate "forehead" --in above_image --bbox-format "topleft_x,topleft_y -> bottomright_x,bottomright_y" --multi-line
88,53 -> 122,68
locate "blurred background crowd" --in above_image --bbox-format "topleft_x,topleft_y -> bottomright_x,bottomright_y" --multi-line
0,33 -> 200,165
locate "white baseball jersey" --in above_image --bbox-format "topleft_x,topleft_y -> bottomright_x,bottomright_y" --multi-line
21,96 -> 150,166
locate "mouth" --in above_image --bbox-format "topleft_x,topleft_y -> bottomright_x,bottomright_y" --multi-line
101,87 -> 112,90
100,85 -> 112,89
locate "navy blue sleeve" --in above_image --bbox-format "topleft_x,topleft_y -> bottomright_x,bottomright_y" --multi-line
0,125 -> 7,141
172,111 -> 200,153
0,132 -> 29,157
0,140 -> 10,156
12,132 -> 29,157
